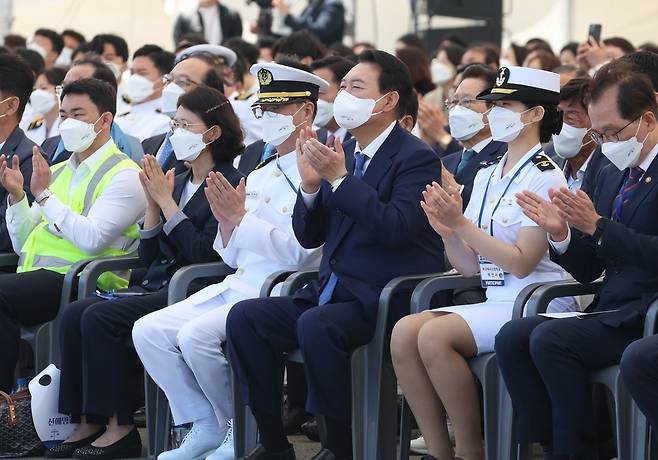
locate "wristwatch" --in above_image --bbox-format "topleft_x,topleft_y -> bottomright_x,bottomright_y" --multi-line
592,217 -> 609,241
35,188 -> 52,205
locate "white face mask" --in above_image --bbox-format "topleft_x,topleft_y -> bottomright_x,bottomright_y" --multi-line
261,105 -> 305,146
162,83 -> 185,118
431,59 -> 454,85
170,127 -> 213,161
59,115 -> 103,153
488,106 -> 534,143
552,123 -> 593,159
601,120 -> 649,171
448,105 -> 486,141
333,90 -> 387,130
104,61 -> 122,78
314,99 -> 334,128
125,74 -> 155,104
56,47 -> 73,66
27,41 -> 47,59
30,89 -> 57,115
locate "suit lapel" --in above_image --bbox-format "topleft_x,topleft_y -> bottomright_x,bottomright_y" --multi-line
329,124 -> 401,251
622,157 -> 658,224
599,168 -> 625,218
0,127 -> 23,158
173,170 -> 190,207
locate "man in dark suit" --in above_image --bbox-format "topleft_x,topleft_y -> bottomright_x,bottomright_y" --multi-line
0,54 -> 37,253
226,50 -> 444,460
440,64 -> 506,208
496,63 -> 658,459
273,0 -> 345,46
173,0 -> 242,47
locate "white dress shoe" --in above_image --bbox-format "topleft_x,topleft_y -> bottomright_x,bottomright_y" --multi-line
205,420 -> 234,460
410,435 -> 428,454
158,425 -> 222,460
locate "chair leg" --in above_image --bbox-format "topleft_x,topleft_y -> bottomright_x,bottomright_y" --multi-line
144,372 -> 158,460
398,397 -> 413,460
232,370 -> 258,456
154,385 -> 171,456
480,357 -> 500,460
631,401 -> 650,460
612,373 -> 633,460
497,374 -> 518,460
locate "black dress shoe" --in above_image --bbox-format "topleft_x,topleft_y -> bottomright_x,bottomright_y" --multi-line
310,448 -> 352,460
282,399 -> 312,435
72,427 -> 142,460
238,444 -> 297,460
301,417 -> 320,442
45,428 -> 106,458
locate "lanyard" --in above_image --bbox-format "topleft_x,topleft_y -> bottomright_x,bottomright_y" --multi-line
276,157 -> 299,194
477,148 -> 542,236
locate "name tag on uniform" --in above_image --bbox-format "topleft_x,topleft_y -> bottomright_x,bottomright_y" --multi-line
478,255 -> 505,287
245,190 -> 258,199
499,197 -> 515,207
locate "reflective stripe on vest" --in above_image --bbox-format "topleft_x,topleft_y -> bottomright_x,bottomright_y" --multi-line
81,154 -> 124,216
18,253 -> 73,268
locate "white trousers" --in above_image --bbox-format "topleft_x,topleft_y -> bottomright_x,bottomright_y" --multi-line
132,288 -> 246,427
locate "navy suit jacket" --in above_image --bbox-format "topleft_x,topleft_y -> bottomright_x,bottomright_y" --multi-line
580,146 -> 610,198
0,127 -> 38,252
237,139 -> 265,176
138,160 -> 243,291
442,139 -> 507,207
292,123 -> 445,320
550,154 -> 658,327
283,0 -> 345,45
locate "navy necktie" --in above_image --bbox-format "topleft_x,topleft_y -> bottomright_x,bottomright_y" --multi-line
317,152 -> 367,305
612,166 -> 644,221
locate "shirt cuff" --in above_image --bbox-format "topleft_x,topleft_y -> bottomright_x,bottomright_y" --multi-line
331,176 -> 346,191
39,194 -> 66,226
6,193 -> 31,223
548,227 -> 571,255
163,210 -> 188,235
300,186 -> 320,208
139,218 -> 163,239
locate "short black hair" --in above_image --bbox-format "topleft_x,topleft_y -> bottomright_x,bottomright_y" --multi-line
38,66 -> 68,87
90,34 -> 129,62
13,47 -> 45,75
258,36 -> 276,50
560,41 -> 579,57
175,33 -> 207,53
526,38 -> 554,54
310,56 -> 355,85
461,64 -> 497,88
71,59 -> 118,90
3,34 -> 26,49
0,53 -> 35,117
61,77 -> 117,117
639,42 -> 658,55
62,29 -> 86,47
401,89 -> 419,125
327,43 -> 354,58
465,44 -> 499,66
71,42 -> 95,62
537,103 -> 563,143
603,37 -> 635,55
397,33 -> 426,52
357,49 -> 414,118
589,61 -> 657,119
618,51 -> 658,92
177,86 -> 244,163
34,28 -> 64,54
231,54 -> 246,86
438,43 -> 466,67
272,30 -> 326,62
133,44 -> 175,76
559,77 -> 591,109
224,38 -> 259,67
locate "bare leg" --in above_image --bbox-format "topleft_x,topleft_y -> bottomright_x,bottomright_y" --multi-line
63,416 -> 103,443
418,314 -> 484,460
392,312 -> 454,460
92,415 -> 134,447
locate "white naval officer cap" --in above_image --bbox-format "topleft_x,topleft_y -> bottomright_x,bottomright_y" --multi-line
175,44 -> 237,67
250,62 -> 330,105
477,66 -> 561,104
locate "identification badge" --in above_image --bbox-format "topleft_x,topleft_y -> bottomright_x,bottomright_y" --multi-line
478,255 -> 505,287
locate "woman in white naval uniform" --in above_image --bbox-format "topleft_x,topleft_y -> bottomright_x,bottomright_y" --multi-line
391,66 -> 579,460
132,61 -> 328,460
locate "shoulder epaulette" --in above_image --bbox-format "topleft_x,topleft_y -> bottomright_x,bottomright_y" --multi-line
531,153 -> 555,171
236,90 -> 255,101
27,115 -> 44,131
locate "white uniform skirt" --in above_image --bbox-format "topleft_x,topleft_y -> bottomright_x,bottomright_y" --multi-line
431,272 -> 578,354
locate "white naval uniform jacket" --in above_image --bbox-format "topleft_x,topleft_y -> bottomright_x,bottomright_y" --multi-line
186,149 -> 322,305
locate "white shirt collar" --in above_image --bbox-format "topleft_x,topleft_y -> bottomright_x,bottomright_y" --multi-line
638,141 -> 658,172
492,142 -> 543,184
354,121 -> 397,160
469,136 -> 493,154
68,139 -> 115,172
276,148 -> 298,169
131,96 -> 164,114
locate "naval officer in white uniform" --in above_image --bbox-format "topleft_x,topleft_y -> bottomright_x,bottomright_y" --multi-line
390,66 -> 578,460
132,59 -> 326,460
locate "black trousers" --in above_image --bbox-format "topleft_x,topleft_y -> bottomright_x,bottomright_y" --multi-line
58,289 -> 168,425
620,334 -> 658,443
226,283 -> 377,423
495,315 -> 642,459
0,270 -> 65,393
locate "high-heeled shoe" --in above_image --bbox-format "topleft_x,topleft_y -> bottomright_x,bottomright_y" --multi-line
44,428 -> 106,458
72,427 -> 142,460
